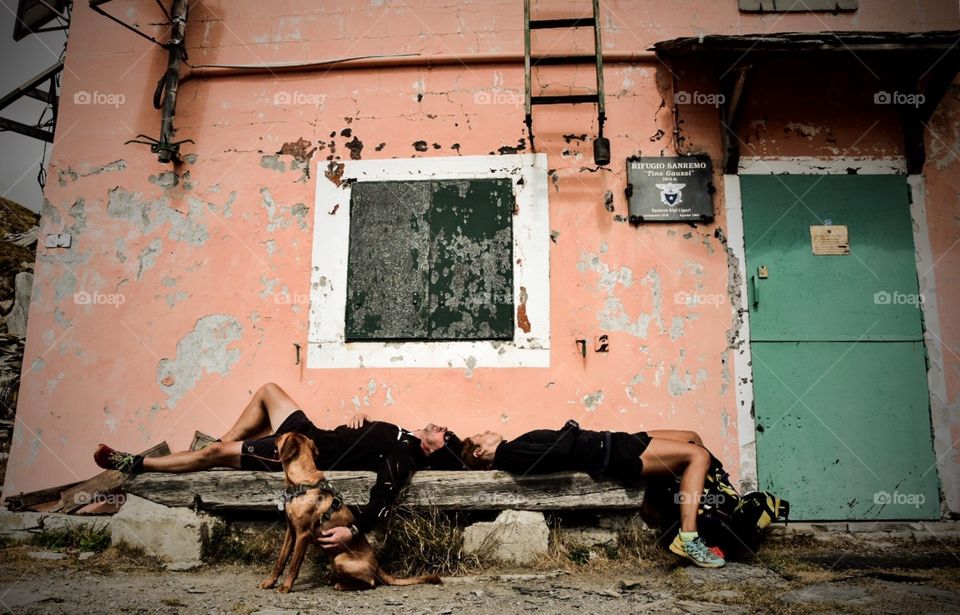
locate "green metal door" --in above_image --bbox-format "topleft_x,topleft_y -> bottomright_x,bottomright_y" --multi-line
742,174 -> 940,520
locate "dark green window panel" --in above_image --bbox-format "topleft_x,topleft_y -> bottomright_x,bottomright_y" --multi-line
345,178 -> 514,341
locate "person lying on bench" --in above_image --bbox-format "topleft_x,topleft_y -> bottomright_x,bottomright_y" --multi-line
460,420 -> 725,568
93,382 -> 465,552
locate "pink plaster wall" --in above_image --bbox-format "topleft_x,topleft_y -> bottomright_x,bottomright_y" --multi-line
3,0 -> 958,510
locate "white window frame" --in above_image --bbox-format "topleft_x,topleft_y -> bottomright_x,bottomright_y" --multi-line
308,153 -> 550,369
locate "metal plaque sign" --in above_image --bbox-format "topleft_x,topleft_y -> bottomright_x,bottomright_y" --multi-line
810,225 -> 850,255
626,156 -> 714,223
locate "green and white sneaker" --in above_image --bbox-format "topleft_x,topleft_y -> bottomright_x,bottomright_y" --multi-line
669,533 -> 726,568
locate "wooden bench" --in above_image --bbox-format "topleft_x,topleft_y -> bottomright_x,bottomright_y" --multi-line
126,470 -> 646,513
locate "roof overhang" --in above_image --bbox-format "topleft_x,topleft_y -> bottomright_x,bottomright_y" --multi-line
651,31 -> 960,173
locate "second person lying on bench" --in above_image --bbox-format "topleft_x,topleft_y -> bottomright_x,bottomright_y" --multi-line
460,420 -> 726,568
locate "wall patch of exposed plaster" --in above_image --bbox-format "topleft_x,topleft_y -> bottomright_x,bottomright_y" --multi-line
260,155 -> 287,173
261,187 -> 309,232
156,314 -> 243,408
583,390 -> 604,411
577,248 -> 667,339
106,187 -> 210,247
714,228 -> 746,352
260,276 -> 279,298
148,170 -> 180,189
57,159 -> 127,186
464,355 -> 478,378
103,405 -> 117,433
136,238 -> 163,280
53,270 -> 76,303
668,364 -> 696,396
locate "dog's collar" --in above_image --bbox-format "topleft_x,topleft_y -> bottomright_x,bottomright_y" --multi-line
279,479 -> 344,522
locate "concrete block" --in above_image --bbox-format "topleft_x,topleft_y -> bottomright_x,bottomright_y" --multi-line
111,494 -> 221,570
463,510 -> 549,564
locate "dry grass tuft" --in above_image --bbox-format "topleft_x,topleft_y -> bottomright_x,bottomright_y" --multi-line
203,522 -> 286,565
534,521 -> 674,573
377,503 -> 492,577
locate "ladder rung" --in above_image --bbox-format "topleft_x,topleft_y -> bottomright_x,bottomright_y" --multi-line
531,94 -> 599,105
529,17 -> 595,29
530,55 -> 597,66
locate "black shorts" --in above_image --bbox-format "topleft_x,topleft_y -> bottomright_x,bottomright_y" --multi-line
602,431 -> 652,486
240,409 -> 316,471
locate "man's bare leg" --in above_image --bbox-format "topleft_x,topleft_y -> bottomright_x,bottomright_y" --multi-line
639,439 -> 712,533
219,382 -> 303,442
141,441 -> 244,472
96,383 -> 303,474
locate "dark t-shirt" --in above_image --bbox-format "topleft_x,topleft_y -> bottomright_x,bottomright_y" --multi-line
312,421 -> 427,534
492,420 -> 607,475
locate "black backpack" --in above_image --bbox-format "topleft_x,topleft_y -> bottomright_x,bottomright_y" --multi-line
643,455 -> 789,558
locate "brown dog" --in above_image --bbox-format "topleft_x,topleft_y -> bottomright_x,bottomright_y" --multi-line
258,432 -> 442,592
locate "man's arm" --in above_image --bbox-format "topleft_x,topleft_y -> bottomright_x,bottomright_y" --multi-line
318,426 -> 417,552
353,438 -> 417,535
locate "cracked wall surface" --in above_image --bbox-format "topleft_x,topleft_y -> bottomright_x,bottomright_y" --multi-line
2,0 -> 958,512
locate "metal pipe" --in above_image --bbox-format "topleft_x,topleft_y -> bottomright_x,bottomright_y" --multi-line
157,0 -> 188,163
181,51 -> 658,84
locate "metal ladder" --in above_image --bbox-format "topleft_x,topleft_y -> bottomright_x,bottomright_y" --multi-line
523,0 -> 610,165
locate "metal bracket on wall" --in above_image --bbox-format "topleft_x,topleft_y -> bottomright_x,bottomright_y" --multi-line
90,0 -> 191,163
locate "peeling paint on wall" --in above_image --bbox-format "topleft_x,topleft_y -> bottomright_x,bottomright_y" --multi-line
57,159 -> 127,185
107,187 -> 210,246
136,238 -> 163,280
582,390 -> 604,411
156,314 -> 243,408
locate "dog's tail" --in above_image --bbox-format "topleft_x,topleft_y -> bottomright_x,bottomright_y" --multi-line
375,567 -> 442,587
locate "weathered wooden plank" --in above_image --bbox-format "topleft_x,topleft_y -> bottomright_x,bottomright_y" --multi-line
4,480 -> 82,511
59,442 -> 171,513
189,431 -> 217,452
126,470 -> 645,512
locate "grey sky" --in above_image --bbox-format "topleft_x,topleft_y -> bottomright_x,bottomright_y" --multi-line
0,0 -> 68,213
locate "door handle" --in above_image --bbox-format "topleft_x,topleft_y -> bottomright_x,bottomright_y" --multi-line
751,275 -> 759,308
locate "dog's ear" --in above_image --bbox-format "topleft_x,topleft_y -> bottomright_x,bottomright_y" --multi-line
277,433 -> 302,463
306,438 -> 320,460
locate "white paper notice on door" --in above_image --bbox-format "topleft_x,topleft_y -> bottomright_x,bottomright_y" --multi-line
810,225 -> 850,255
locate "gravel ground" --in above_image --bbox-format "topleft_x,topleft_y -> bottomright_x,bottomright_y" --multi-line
1,539 -> 959,614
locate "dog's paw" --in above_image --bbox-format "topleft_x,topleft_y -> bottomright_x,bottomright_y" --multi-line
276,585 -> 291,594
258,579 -> 276,590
